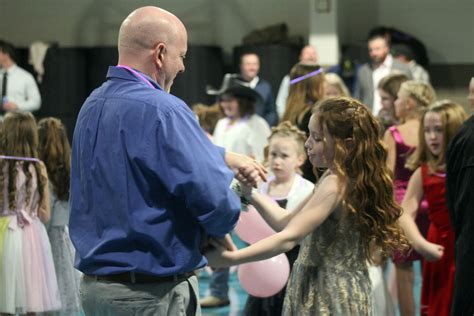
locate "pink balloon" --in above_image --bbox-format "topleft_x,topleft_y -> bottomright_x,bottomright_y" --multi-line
238,254 -> 290,297
235,205 -> 276,244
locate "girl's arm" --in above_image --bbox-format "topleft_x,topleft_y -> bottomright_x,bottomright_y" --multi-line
250,191 -> 312,232
399,168 -> 444,261
206,175 -> 341,267
383,129 -> 396,172
37,162 -> 51,224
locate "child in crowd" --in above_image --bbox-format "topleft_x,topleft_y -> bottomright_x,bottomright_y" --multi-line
399,100 -> 468,316
280,63 -> 325,183
377,73 -> 409,132
0,112 -> 61,315
206,97 -> 408,315
383,80 -> 436,316
191,103 -> 222,138
323,73 -> 351,98
38,118 -> 81,316
244,121 -> 314,315
201,76 -> 271,308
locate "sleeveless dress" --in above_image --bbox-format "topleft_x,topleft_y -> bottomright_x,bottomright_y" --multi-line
46,186 -> 82,315
283,173 -> 373,315
420,165 -> 455,316
0,158 -> 61,314
390,126 -> 430,262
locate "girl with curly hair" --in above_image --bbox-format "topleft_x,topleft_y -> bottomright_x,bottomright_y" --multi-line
0,112 -> 61,315
205,97 -> 408,315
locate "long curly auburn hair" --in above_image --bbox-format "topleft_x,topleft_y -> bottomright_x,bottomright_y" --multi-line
313,97 -> 409,261
38,118 -> 71,201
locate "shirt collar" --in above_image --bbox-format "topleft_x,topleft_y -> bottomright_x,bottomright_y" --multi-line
106,66 -> 163,90
1,64 -> 18,74
380,54 -> 393,69
248,76 -> 259,89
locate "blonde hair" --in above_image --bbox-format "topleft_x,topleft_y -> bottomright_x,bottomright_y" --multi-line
313,97 -> 408,261
263,121 -> 307,169
324,73 -> 350,97
406,100 -> 468,172
399,80 -> 436,111
281,63 -> 325,125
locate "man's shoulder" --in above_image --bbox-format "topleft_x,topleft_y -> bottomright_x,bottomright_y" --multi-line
392,59 -> 411,73
89,81 -> 191,118
356,63 -> 372,78
12,65 -> 35,80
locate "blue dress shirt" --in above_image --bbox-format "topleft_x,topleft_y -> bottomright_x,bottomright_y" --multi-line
70,66 -> 240,276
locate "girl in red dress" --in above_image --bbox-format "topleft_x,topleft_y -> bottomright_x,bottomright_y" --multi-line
399,100 -> 468,316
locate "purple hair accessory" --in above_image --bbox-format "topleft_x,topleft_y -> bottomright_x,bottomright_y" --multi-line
289,68 -> 324,85
0,155 -> 40,163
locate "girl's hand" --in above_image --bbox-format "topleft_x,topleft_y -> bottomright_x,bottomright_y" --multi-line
417,240 -> 444,262
204,239 -> 236,268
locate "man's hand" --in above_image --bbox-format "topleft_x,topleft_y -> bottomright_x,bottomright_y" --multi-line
3,101 -> 18,111
211,234 -> 237,251
204,238 -> 236,268
225,151 -> 267,188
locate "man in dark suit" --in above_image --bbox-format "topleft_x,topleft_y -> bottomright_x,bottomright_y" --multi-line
354,34 -> 411,114
239,52 -> 278,126
446,77 -> 474,315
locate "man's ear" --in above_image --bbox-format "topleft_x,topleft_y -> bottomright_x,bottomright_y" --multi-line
154,43 -> 166,68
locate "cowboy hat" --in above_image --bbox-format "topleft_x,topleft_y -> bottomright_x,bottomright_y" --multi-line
206,73 -> 261,102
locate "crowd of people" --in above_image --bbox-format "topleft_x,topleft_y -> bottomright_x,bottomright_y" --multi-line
0,5 -> 473,316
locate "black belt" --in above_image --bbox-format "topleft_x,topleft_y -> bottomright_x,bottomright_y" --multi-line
84,271 -> 195,284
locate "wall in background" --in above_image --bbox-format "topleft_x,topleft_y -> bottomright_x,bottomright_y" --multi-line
1,0 -> 473,64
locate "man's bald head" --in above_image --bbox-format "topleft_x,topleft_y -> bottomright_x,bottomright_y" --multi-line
117,6 -> 188,92
118,6 -> 186,56
299,45 -> 318,63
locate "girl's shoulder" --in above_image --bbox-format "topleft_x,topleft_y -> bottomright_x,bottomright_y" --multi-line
314,172 -> 340,196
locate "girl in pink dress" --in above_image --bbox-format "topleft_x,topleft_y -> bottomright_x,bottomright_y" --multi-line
0,112 -> 61,315
399,100 -> 468,315
383,79 -> 435,315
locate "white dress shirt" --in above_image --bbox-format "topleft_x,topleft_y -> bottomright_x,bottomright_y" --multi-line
0,64 -> 41,112
372,54 -> 393,115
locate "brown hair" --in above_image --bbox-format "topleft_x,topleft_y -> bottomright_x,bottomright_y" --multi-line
192,103 -> 223,135
378,73 -> 409,99
406,100 -> 468,172
281,63 -> 325,125
313,97 -> 408,261
38,118 -> 71,201
0,112 -> 49,221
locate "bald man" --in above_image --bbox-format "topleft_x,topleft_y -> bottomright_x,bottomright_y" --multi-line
275,45 -> 318,118
70,6 -> 265,315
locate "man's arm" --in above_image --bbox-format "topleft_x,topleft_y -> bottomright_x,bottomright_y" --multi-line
15,73 -> 41,112
149,107 -> 243,237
